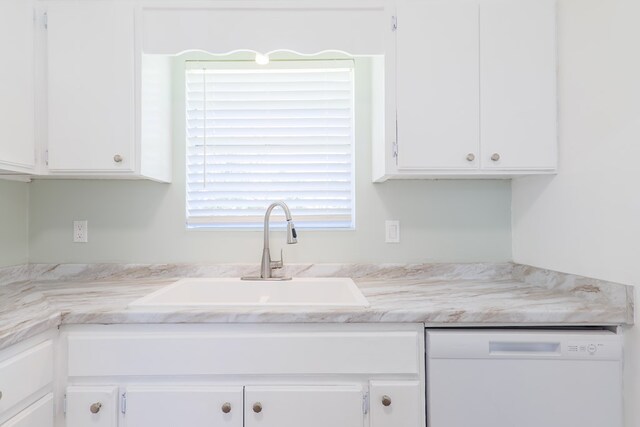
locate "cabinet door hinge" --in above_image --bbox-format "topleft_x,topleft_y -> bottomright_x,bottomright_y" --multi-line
120,392 -> 127,414
63,394 -> 67,415
391,15 -> 397,31
393,115 -> 399,165
392,141 -> 398,163
44,149 -> 49,166
362,392 -> 370,415
43,12 -> 48,29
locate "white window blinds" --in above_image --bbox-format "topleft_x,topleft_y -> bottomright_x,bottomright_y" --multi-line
185,60 -> 355,229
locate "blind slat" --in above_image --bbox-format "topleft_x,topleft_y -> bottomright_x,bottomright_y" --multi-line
187,145 -> 351,155
186,137 -> 353,146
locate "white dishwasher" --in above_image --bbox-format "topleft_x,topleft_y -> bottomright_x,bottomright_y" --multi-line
426,330 -> 623,427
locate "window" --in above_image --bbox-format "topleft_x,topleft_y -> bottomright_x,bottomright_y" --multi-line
185,59 -> 355,229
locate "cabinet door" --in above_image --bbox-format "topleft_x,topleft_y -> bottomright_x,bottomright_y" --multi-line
121,386 -> 243,427
480,0 -> 557,170
0,0 -> 35,172
0,340 -> 53,418
370,381 -> 423,427
1,394 -> 53,427
65,386 -> 118,427
396,0 -> 479,170
245,385 -> 364,427
46,0 -> 135,172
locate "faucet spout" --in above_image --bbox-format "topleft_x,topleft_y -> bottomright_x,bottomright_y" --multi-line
241,201 -> 297,281
263,201 -> 296,249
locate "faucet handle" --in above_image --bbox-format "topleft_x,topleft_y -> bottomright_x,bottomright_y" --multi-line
270,249 -> 284,270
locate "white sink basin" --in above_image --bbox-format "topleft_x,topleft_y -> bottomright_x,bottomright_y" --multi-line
129,278 -> 369,309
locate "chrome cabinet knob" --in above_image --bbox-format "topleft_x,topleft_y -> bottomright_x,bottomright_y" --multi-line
382,395 -> 392,407
113,154 -> 123,163
90,402 -> 102,414
466,153 -> 475,162
253,402 -> 263,413
222,402 -> 232,414
491,153 -> 500,161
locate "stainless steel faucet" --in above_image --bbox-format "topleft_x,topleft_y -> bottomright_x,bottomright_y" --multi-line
242,201 -> 298,281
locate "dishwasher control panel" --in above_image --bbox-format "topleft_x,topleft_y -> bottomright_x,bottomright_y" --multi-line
567,341 -> 618,359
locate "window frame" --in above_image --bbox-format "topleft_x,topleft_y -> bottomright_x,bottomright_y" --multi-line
183,57 -> 357,231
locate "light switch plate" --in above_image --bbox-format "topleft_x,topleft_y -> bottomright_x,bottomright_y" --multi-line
385,220 -> 400,243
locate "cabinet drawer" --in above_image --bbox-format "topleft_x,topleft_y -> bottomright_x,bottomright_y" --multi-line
1,394 -> 53,427
0,341 -> 53,417
67,326 -> 422,377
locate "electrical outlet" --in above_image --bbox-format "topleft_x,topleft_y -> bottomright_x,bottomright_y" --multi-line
385,220 -> 400,243
73,220 -> 88,243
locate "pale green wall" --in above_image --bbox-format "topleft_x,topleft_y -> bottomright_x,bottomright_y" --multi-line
0,180 -> 29,267
27,58 -> 512,264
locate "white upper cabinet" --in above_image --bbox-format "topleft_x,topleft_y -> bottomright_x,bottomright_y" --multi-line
42,0 -> 172,181
479,0 -> 557,170
375,0 -> 557,180
0,0 -> 36,173
34,0 -> 554,181
46,0 -> 135,173
396,0 -> 479,171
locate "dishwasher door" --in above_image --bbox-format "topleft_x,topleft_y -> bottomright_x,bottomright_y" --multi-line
426,330 -> 623,427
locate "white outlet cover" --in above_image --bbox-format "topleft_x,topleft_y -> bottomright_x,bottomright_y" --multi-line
73,220 -> 88,243
385,220 -> 400,243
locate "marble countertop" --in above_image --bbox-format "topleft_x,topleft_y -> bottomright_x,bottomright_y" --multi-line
0,262 -> 633,351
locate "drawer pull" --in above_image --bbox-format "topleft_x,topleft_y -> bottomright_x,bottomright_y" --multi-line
466,153 -> 475,162
253,402 -> 263,413
222,402 -> 232,413
113,154 -> 123,163
491,153 -> 501,161
382,395 -> 392,407
90,402 -> 102,414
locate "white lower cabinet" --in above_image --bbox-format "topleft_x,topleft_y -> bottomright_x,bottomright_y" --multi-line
245,385 -> 364,427
369,381 -> 422,427
1,394 -> 53,427
64,383 -> 424,427
65,386 -> 118,427
121,386 -> 243,427
0,340 -> 53,417
0,336 -> 53,426
61,324 -> 425,427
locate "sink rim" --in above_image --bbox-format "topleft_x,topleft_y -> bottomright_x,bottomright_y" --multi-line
128,277 -> 370,309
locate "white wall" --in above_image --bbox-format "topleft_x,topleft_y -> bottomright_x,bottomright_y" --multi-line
0,180 -> 29,267
28,58 -> 512,264
511,0 -> 640,425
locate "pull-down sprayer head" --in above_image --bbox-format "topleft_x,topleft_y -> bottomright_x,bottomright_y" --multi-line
287,220 -> 298,244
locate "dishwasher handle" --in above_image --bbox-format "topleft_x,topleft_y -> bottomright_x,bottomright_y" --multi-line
489,341 -> 561,356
